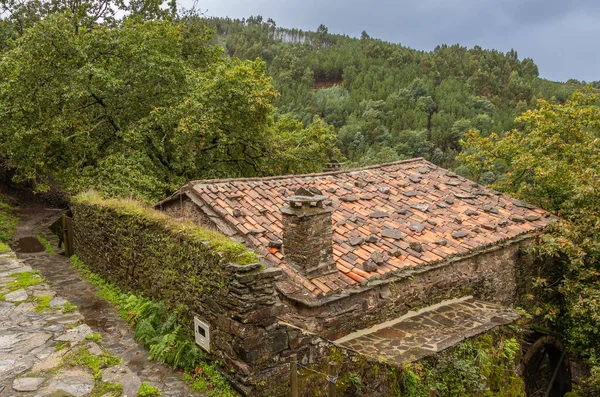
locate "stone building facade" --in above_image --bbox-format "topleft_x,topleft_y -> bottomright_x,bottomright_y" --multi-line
157,158 -> 553,394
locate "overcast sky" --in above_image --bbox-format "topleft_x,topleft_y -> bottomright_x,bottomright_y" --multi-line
188,0 -> 600,82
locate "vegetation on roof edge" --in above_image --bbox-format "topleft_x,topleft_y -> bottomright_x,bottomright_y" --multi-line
74,191 -> 259,265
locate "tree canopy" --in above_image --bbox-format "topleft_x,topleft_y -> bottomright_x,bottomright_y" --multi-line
459,89 -> 600,394
0,5 -> 339,201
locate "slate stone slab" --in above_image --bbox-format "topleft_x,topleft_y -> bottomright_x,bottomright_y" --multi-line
335,298 -> 519,365
381,228 -> 403,240
4,289 -> 27,302
45,369 -> 94,397
12,377 -> 45,392
409,223 -> 426,233
102,364 -> 141,397
452,231 -> 469,239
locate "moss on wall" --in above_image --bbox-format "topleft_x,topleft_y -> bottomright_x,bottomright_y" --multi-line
294,325 -> 526,397
73,191 -> 257,265
0,193 -> 18,252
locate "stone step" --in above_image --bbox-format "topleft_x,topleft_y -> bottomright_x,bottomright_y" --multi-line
334,296 -> 518,364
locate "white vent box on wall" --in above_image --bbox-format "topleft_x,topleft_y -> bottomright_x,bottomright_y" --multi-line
194,317 -> 210,352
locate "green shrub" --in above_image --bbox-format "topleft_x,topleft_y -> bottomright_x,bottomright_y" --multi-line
0,194 -> 18,244
137,382 -> 161,397
36,235 -> 56,254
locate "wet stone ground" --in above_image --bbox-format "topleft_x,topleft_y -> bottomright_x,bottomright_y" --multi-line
335,296 -> 519,365
0,206 -> 205,396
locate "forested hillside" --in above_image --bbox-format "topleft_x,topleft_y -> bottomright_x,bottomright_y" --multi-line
202,16 -> 579,170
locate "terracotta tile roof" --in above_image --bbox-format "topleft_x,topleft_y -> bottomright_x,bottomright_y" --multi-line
178,158 -> 553,298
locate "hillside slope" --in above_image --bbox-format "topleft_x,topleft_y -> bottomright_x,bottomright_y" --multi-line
203,16 -> 580,169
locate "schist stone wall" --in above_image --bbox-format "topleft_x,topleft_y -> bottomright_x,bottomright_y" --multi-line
69,197 -> 296,395
279,237 -> 530,340
155,191 -> 534,395
160,194 -> 215,227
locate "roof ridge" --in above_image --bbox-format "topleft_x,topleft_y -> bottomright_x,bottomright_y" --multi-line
188,157 -> 427,186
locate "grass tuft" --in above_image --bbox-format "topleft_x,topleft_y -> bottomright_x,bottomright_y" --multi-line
55,341 -> 70,351
137,382 -> 162,397
0,242 -> 10,253
86,333 -> 102,343
91,381 -> 122,397
5,271 -> 44,292
34,295 -> 53,312
36,235 -> 56,254
62,300 -> 77,313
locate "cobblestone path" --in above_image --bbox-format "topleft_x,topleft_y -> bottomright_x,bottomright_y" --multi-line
0,205 -> 205,396
335,296 -> 519,364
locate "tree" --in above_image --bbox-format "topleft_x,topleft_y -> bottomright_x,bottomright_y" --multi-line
269,115 -> 341,175
0,11 -> 336,201
313,23 -> 328,48
459,89 -> 600,394
0,0 -> 175,35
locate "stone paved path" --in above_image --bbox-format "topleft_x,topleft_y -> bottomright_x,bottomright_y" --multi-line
0,205 -> 205,396
335,296 -> 519,365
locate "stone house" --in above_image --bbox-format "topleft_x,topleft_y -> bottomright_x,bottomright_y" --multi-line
156,158 -> 554,393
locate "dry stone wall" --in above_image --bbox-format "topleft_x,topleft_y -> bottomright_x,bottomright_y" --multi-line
281,238 -> 529,340
70,198 -> 289,393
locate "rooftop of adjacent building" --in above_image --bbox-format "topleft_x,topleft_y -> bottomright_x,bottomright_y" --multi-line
158,158 -> 554,303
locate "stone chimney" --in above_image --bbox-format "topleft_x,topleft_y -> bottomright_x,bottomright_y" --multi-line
323,159 -> 342,172
281,187 -> 336,279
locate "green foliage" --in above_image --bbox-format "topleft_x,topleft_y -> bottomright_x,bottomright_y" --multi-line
34,295 -> 53,312
62,300 -> 77,313
403,333 -> 524,396
137,382 -> 161,397
0,194 -> 18,245
460,89 -> 600,394
184,366 -> 238,397
303,330 -> 524,396
203,16 -> 580,170
120,294 -> 205,370
270,115 -> 342,175
0,6 -> 338,202
36,236 -> 56,254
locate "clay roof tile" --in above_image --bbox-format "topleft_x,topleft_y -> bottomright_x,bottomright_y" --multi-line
179,158 -> 554,297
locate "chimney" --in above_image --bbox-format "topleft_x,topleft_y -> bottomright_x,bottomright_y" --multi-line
323,159 -> 342,172
281,187 -> 336,279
